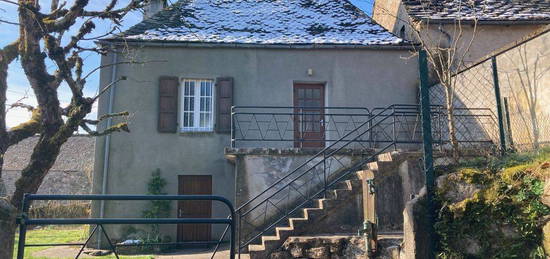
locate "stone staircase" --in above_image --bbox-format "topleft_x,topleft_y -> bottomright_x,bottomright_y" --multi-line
246,151 -> 399,259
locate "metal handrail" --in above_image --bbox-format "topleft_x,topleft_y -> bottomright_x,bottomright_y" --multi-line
234,104 -> 499,254
236,105 -> 395,212
236,104 -> 406,252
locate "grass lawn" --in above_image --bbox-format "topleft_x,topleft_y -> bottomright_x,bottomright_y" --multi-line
14,225 -> 154,259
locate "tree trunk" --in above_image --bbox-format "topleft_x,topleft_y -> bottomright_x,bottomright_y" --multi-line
0,197 -> 17,259
530,107 -> 540,150
445,87 -> 460,162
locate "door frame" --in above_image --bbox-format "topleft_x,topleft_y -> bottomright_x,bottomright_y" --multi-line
293,83 -> 326,148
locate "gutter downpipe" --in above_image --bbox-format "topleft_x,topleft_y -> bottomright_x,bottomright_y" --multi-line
97,50 -> 118,247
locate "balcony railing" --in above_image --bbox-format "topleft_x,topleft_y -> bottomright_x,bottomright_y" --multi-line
231,104 -> 497,150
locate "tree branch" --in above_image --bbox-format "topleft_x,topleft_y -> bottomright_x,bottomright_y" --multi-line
6,108 -> 41,147
80,122 -> 130,136
82,111 -> 129,125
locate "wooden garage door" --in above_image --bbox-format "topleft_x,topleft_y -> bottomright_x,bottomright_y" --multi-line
177,175 -> 212,242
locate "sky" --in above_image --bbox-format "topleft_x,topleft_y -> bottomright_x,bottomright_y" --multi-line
0,0 -> 373,129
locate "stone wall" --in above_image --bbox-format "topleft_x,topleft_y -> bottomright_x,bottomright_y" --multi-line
373,152 -> 425,232
1,135 -> 94,198
229,148 -> 370,204
2,170 -> 91,197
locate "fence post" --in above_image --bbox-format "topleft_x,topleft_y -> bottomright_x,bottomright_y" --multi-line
231,106 -> 235,148
491,57 -> 507,155
419,50 -> 436,259
503,97 -> 514,150
16,194 -> 30,259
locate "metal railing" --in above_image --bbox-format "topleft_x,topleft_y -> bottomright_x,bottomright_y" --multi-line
231,105 -> 497,149
234,104 -> 498,255
16,194 -> 235,259
231,106 -> 371,148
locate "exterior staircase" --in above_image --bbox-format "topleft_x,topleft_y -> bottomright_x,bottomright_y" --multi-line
246,151 -> 399,259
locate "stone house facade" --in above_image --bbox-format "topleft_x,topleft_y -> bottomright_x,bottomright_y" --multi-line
92,0 -> 422,244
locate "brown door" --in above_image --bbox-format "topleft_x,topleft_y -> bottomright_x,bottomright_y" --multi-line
177,175 -> 212,242
294,83 -> 325,148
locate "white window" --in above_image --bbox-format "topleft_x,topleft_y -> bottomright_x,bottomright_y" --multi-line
181,79 -> 214,132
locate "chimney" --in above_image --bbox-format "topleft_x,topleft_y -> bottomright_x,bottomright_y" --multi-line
144,0 -> 166,20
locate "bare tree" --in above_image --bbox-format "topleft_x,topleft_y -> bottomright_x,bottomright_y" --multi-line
502,43 -> 550,150
0,1 -> 148,257
374,1 -> 480,161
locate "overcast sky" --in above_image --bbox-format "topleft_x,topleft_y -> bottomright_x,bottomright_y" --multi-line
0,0 -> 373,128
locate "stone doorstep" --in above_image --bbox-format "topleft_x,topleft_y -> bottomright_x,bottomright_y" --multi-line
282,235 -> 366,259
274,234 -> 404,259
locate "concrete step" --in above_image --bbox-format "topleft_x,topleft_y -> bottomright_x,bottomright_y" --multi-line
247,160 -> 366,259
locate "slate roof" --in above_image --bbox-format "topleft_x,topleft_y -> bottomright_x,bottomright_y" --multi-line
402,0 -> 550,23
112,0 -> 406,46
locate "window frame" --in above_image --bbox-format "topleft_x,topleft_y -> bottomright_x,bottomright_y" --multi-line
180,78 -> 215,132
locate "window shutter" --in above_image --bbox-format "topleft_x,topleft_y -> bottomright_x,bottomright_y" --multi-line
158,76 -> 179,133
215,77 -> 233,133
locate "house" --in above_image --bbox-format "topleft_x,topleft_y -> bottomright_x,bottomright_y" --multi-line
372,0 -> 550,64
92,0 -> 423,247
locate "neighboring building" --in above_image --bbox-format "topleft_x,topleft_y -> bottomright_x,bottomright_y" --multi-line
430,26 -> 550,151
373,0 -> 550,63
93,0 -> 421,244
1,135 -> 94,197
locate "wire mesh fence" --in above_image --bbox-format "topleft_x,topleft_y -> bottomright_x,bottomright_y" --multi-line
429,29 -> 550,152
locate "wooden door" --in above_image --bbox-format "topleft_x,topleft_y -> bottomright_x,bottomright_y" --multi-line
294,83 -> 325,148
177,175 -> 212,242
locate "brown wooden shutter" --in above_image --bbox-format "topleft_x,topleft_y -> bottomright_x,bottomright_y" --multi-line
158,76 -> 179,133
215,77 -> 233,133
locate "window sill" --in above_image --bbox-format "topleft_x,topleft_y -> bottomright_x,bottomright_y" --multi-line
179,130 -> 215,136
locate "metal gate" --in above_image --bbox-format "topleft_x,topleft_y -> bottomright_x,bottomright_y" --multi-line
16,194 -> 235,259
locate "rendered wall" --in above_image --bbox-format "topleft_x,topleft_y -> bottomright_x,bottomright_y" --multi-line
91,45 -> 419,243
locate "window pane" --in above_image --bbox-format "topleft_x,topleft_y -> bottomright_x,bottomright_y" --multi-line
189,97 -> 194,111
200,113 -> 211,128
313,89 -> 320,98
298,89 -> 304,98
205,98 -> 211,112
184,112 -> 194,127
200,113 -> 206,127
184,82 -> 190,95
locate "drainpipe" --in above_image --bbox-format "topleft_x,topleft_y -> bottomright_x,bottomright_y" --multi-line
98,50 -> 118,247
